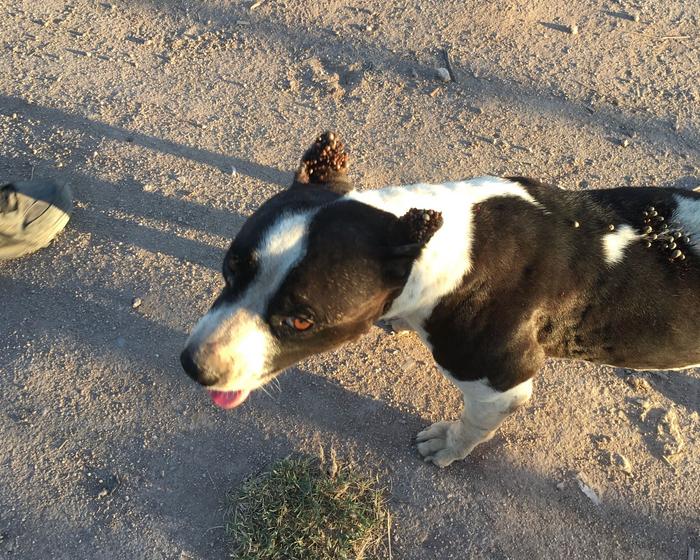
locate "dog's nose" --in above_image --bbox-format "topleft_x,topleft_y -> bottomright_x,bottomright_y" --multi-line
180,347 -> 218,387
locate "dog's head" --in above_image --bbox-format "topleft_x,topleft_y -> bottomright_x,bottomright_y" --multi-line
180,177 -> 442,409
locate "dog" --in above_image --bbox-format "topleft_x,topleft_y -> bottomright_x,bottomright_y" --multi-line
181,132 -> 700,467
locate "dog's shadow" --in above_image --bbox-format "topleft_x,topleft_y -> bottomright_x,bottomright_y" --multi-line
616,368 -> 700,416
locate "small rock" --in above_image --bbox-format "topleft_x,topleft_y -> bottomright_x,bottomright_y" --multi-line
131,297 -> 142,309
556,481 -> 566,490
634,397 -> 653,420
400,358 -> 416,372
97,488 -> 109,498
621,138 -> 630,147
610,452 -> 633,475
435,67 -> 451,82
569,23 -> 579,35
658,407 -> 685,463
626,376 -> 651,392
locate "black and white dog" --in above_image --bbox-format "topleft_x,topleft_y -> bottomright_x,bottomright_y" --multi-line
181,132 -> 700,467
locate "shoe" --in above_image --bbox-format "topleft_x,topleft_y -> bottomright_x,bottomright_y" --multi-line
0,179 -> 72,260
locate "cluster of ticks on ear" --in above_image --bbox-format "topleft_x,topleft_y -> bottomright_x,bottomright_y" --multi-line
399,208 -> 444,245
300,132 -> 349,183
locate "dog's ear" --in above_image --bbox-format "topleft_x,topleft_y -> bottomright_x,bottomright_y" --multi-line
382,208 -> 443,286
291,131 -> 353,194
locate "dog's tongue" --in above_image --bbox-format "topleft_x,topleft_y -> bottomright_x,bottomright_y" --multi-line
208,389 -> 250,409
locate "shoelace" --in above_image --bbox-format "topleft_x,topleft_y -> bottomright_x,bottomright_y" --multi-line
0,183 -> 18,214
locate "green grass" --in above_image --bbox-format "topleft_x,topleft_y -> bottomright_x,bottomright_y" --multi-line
226,450 -> 390,560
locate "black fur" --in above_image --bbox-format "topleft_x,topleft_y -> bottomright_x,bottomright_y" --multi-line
425,181 -> 700,391
265,201 -> 443,373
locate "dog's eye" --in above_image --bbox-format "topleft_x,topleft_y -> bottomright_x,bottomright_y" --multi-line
284,316 -> 314,331
223,254 -> 240,286
226,255 -> 239,274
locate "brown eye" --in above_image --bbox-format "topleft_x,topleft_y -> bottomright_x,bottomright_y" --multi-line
285,317 -> 314,331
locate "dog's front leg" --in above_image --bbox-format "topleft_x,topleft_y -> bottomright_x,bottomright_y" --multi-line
416,377 -> 533,467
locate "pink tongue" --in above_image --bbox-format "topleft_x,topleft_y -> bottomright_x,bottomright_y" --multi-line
208,389 -> 250,409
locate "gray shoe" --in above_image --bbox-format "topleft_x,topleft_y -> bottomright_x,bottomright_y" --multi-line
0,180 -> 72,260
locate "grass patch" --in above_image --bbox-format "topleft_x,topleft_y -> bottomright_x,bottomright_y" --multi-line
226,449 -> 390,560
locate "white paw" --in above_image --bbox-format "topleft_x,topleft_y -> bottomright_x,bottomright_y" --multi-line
415,421 -> 465,468
389,318 -> 412,334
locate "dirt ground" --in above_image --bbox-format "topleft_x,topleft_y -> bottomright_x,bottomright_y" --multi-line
1,0 -> 698,558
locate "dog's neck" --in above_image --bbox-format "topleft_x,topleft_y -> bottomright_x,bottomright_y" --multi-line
347,177 -> 542,326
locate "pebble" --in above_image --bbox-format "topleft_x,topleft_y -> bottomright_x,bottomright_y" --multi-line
626,376 -> 651,392
658,407 -> 685,463
569,24 -> 579,35
621,138 -> 630,147
435,67 -> 451,82
610,452 -> 633,475
131,297 -> 142,309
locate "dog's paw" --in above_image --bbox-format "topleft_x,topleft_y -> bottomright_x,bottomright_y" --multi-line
295,131 -> 350,191
416,421 -> 465,468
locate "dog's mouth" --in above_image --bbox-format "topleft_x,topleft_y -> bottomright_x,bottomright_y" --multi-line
208,389 -> 251,409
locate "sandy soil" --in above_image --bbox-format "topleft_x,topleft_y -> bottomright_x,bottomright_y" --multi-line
1,0 -> 698,558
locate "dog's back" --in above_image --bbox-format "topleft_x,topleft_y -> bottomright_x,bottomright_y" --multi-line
442,179 -> 700,374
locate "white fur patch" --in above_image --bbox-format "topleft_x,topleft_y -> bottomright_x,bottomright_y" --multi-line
416,374 -> 533,466
348,176 -> 543,326
602,224 -> 639,265
455,376 -> 534,407
186,212 -> 313,390
673,195 -> 700,255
